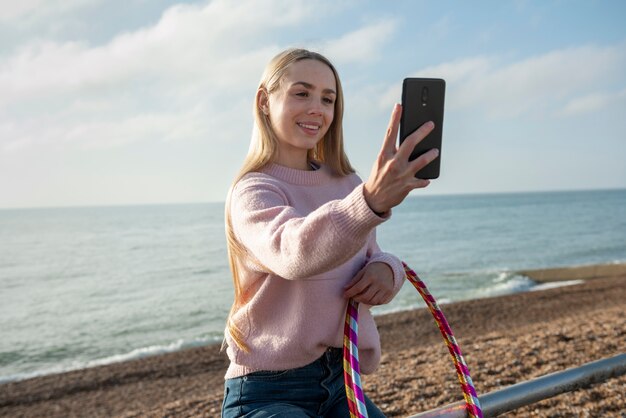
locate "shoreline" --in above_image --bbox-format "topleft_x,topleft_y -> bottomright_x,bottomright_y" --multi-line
4,263 -> 623,385
518,262 -> 626,282
1,263 -> 625,417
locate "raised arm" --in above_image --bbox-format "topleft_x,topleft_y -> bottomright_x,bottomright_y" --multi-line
230,178 -> 384,279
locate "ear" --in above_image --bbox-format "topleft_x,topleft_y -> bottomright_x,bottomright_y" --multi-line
257,89 -> 270,115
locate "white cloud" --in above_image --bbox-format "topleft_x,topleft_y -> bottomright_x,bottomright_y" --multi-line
413,57 -> 492,85
0,0 -> 97,22
377,42 -> 626,119
0,0 -> 305,107
0,0 -> 315,151
321,18 -> 397,65
558,88 -> 626,116
377,56 -> 492,110
0,0 -> 46,21
455,44 -> 626,117
0,0 -> 398,153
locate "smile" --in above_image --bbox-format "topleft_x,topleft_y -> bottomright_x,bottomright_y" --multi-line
297,122 -> 320,131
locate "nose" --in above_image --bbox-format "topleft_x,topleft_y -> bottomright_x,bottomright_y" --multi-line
307,107 -> 322,116
307,98 -> 323,115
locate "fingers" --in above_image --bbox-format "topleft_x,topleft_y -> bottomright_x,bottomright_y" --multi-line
365,111 -> 437,213
412,178 -> 431,189
408,148 -> 440,177
355,289 -> 382,305
343,270 -> 366,298
344,263 -> 395,305
396,120 -> 435,162
349,287 -> 391,306
380,103 -> 402,155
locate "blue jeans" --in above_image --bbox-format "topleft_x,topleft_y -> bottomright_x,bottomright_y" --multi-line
221,348 -> 386,417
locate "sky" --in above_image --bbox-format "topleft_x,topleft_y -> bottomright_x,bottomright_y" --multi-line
1,0 -> 625,208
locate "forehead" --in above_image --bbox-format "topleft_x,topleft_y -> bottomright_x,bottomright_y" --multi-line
282,59 -> 336,91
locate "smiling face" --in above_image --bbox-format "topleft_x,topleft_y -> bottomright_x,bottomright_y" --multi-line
259,59 -> 337,170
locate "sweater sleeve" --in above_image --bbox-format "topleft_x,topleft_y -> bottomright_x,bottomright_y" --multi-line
230,178 -> 385,280
365,231 -> 406,296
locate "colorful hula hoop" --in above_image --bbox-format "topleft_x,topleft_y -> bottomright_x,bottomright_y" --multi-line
343,262 -> 483,418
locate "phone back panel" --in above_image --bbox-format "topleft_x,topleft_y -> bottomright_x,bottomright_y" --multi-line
400,78 -> 446,179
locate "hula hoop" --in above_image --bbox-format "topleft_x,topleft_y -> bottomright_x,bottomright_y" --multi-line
343,262 -> 483,418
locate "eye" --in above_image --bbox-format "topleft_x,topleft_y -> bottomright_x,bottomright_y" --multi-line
295,91 -> 308,98
323,97 -> 335,105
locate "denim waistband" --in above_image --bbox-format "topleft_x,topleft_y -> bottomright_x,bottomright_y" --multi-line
322,347 -> 342,364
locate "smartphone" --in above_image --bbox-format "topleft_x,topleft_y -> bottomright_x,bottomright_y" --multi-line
399,78 -> 446,179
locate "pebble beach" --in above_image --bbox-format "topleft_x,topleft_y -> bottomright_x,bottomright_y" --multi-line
1,263 -> 624,417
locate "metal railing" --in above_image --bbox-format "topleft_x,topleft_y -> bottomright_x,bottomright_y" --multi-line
409,353 -> 626,418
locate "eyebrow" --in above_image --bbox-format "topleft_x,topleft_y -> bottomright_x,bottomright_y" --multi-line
292,81 -> 336,95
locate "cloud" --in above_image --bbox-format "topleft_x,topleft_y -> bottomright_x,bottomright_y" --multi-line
558,88 -> 626,116
0,0 -> 399,153
377,56 -> 492,110
0,1 -> 306,107
0,0 -> 96,22
453,44 -> 626,117
0,0 -> 312,151
378,42 -> 626,119
320,18 -> 397,65
0,0 -> 47,21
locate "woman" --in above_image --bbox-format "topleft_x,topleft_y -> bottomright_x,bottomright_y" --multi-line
222,48 -> 438,417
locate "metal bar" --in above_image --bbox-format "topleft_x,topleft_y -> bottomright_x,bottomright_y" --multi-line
408,353 -> 626,418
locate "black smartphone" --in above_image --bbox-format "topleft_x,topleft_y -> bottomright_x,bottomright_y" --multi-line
399,78 -> 446,179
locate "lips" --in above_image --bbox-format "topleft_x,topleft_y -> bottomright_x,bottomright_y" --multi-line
297,122 -> 321,132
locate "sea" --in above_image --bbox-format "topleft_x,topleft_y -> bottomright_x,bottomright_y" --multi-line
1,189 -> 625,383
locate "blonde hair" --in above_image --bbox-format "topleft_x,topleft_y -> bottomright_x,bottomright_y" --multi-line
224,48 -> 354,350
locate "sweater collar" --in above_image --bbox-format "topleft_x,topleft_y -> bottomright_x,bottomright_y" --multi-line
262,162 -> 331,185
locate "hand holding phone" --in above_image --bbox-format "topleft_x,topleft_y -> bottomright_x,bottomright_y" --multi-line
400,78 -> 446,179
363,104 -> 438,215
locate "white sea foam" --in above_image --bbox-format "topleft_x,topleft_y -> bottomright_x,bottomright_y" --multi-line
84,337 -> 213,368
494,271 -> 511,283
472,274 -> 535,299
481,274 -> 585,296
0,336 -> 218,384
530,280 -> 585,291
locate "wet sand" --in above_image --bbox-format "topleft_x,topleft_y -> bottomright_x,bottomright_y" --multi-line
519,262 -> 626,282
1,264 -> 625,417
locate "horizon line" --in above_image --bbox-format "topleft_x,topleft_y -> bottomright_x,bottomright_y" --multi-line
1,186 -> 625,211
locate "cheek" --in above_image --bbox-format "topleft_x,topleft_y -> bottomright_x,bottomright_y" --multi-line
322,114 -> 334,137
325,108 -> 334,126
269,104 -> 289,129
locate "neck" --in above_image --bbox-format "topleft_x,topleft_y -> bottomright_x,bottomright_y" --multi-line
274,153 -> 312,171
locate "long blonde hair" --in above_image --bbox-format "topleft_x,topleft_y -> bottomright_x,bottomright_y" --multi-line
224,48 -> 354,350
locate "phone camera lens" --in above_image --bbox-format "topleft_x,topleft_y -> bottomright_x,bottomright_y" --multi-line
421,86 -> 429,105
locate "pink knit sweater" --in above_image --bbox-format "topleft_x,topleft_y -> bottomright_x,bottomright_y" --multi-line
224,163 -> 405,379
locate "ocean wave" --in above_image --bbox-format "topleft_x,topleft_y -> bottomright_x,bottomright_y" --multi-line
477,273 -> 591,298
83,337 -> 214,369
472,274 -> 535,299
530,280 -> 585,291
0,335 -> 222,384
